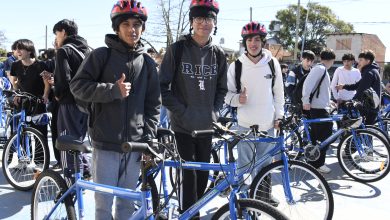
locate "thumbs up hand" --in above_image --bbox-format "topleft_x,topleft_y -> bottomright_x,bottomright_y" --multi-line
239,87 -> 248,104
116,73 -> 132,98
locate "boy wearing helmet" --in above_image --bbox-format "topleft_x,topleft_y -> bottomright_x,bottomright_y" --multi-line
159,0 -> 227,217
224,21 -> 284,206
70,1 -> 160,219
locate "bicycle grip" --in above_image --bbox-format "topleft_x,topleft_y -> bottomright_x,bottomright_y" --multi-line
121,142 -> 149,153
192,130 -> 215,138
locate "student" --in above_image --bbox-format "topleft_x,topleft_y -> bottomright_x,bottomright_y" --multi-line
9,39 -> 51,164
302,48 -> 336,174
52,18 -> 91,185
225,21 -> 284,206
159,0 -> 227,217
70,1 -> 160,219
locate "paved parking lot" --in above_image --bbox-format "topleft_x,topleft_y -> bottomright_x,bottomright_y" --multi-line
1,141 -> 390,219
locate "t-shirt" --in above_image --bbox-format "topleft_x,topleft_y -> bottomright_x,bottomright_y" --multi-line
10,60 -> 48,114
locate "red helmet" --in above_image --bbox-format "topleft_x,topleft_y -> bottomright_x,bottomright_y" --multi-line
190,0 -> 219,14
241,21 -> 267,38
111,0 -> 148,22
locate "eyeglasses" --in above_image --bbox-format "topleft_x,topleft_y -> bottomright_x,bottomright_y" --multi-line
193,17 -> 215,24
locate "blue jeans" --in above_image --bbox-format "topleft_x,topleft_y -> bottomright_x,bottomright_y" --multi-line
237,126 -> 275,183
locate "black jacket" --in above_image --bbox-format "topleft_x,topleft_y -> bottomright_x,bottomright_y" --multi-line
54,35 -> 89,104
70,34 -> 161,152
344,62 -> 381,100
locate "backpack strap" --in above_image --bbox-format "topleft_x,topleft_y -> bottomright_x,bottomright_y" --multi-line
234,60 -> 242,93
63,44 -> 86,59
309,67 -> 326,102
268,58 -> 275,88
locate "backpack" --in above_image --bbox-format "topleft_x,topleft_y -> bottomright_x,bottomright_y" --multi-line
291,65 -> 326,108
361,87 -> 380,110
234,58 -> 276,93
63,44 -> 111,114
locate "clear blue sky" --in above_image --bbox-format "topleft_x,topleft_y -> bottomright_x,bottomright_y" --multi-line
1,0 -> 389,61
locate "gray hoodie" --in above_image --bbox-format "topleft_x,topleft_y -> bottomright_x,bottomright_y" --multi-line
159,35 -> 228,134
70,34 -> 161,152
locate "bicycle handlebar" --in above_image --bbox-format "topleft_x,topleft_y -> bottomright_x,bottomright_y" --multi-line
121,142 -> 150,153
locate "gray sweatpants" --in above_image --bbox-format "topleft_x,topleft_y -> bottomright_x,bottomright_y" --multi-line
92,148 -> 141,220
237,126 -> 275,184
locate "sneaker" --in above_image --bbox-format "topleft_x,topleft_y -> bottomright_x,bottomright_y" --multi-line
317,165 -> 331,174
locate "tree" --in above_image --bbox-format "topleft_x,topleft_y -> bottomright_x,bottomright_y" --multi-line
0,31 -> 6,49
144,0 -> 190,49
269,3 -> 354,55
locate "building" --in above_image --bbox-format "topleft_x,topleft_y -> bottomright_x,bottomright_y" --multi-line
326,33 -> 386,69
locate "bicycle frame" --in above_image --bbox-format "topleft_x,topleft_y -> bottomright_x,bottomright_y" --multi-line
44,154 -> 155,220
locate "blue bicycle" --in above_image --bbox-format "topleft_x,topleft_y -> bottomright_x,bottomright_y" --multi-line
31,133 -> 288,220
283,103 -> 390,183
1,90 -> 50,190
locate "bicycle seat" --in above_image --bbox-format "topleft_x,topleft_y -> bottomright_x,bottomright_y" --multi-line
56,135 -> 92,153
157,127 -> 175,138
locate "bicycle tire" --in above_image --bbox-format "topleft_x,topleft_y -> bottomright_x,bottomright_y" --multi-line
337,129 -> 390,182
2,127 -> 50,190
211,198 -> 289,220
249,160 -> 334,220
31,169 -> 76,220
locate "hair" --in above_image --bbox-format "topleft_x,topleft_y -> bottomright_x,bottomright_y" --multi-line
280,63 -> 289,69
111,15 -> 145,32
13,39 -> 37,58
358,50 -> 376,63
53,19 -> 78,36
342,53 -> 355,61
11,41 -> 17,50
301,50 -> 316,61
320,48 -> 336,60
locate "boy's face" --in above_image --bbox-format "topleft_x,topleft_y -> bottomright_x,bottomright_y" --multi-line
358,57 -> 370,69
55,29 -> 66,48
16,48 -> 30,60
245,35 -> 262,55
192,16 -> 215,38
301,58 -> 314,69
342,59 -> 354,70
117,18 -> 143,47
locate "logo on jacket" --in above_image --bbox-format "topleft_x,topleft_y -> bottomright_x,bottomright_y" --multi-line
182,63 -> 217,79
198,80 -> 205,90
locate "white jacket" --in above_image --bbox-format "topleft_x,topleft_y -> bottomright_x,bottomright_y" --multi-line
224,49 -> 285,130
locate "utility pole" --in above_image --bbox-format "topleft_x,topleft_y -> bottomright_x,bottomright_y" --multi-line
301,1 -> 310,58
45,25 -> 47,50
250,7 -> 252,22
293,0 -> 301,63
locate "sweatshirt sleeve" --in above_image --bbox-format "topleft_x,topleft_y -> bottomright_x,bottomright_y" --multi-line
302,66 -> 324,105
271,58 -> 285,119
330,68 -> 340,100
213,51 -> 228,112
70,48 -> 122,103
224,62 -> 241,107
54,48 -> 71,100
158,45 -> 186,116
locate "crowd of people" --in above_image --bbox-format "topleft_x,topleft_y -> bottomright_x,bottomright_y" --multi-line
0,0 -> 386,219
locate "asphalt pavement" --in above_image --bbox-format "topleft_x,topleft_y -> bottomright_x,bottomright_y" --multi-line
0,137 -> 390,219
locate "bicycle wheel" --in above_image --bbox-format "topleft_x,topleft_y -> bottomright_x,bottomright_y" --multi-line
284,128 -> 304,160
337,129 -> 390,182
2,127 -> 50,190
249,160 -> 334,220
212,198 -> 289,220
31,169 -> 76,220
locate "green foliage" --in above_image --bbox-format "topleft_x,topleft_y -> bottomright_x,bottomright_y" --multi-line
269,3 -> 354,54
0,48 -> 7,57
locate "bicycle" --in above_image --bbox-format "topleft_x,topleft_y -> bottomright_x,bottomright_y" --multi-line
0,89 -> 14,147
283,102 -> 390,183
147,121 -> 333,220
1,90 -> 50,190
31,134 -> 289,220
